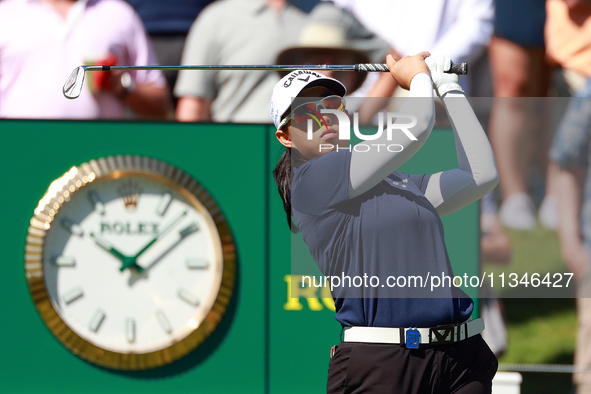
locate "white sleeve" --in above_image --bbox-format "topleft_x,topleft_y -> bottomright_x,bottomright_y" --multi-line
348,73 -> 435,198
423,92 -> 498,216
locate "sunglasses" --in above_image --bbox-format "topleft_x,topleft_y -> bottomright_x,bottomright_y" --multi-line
279,95 -> 346,129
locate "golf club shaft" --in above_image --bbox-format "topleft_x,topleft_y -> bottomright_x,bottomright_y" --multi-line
63,62 -> 468,99
83,63 -> 468,74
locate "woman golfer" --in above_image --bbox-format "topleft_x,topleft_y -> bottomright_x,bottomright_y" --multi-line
270,52 -> 499,393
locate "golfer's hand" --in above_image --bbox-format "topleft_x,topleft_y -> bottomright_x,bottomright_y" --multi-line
386,51 -> 431,90
425,55 -> 464,98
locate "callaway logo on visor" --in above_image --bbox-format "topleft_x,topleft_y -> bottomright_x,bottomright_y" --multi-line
270,70 -> 346,129
283,71 -> 324,87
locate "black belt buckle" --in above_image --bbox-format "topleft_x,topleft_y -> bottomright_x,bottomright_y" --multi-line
405,328 -> 420,349
429,326 -> 454,344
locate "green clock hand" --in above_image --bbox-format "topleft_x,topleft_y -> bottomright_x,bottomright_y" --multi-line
90,233 -> 144,272
121,210 -> 188,271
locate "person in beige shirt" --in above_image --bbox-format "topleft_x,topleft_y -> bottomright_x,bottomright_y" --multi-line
174,0 -> 307,123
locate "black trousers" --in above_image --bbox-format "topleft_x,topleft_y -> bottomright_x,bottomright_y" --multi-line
327,335 -> 498,394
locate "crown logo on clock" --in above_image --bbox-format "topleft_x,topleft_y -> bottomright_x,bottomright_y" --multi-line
117,180 -> 142,212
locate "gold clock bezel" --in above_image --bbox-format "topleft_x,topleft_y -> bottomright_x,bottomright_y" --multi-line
25,155 -> 236,370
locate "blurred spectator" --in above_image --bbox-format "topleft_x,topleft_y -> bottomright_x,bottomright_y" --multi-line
481,191 -> 512,265
328,0 -> 493,64
326,0 -> 494,96
174,0 -> 308,123
322,0 -> 493,127
479,191 -> 511,357
550,77 -> 591,394
488,0 -> 556,231
480,288 -> 508,357
277,24 -> 370,96
124,0 -> 216,103
0,0 -> 170,119
275,2 -> 391,97
546,0 -> 591,93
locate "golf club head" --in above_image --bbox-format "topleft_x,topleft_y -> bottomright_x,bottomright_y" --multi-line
63,66 -> 86,99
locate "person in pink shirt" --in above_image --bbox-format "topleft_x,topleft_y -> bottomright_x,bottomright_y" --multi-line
0,0 -> 170,119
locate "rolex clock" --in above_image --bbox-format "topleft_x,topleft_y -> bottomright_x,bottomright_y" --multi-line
25,156 -> 235,370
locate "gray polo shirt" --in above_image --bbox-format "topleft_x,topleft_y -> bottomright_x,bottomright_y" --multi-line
174,0 -> 307,122
292,150 -> 473,328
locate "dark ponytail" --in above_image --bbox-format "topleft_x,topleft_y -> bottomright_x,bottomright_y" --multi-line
273,147 -> 299,233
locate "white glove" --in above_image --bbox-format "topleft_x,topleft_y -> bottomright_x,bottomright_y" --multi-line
425,55 -> 464,98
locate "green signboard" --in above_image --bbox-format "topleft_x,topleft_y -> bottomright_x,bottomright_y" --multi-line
0,120 -> 478,393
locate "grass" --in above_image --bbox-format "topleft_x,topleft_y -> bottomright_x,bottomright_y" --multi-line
483,224 -> 578,394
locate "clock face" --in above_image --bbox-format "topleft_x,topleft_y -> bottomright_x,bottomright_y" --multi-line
25,156 -> 235,370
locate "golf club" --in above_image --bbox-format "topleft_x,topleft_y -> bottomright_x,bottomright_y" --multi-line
62,62 -> 468,99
